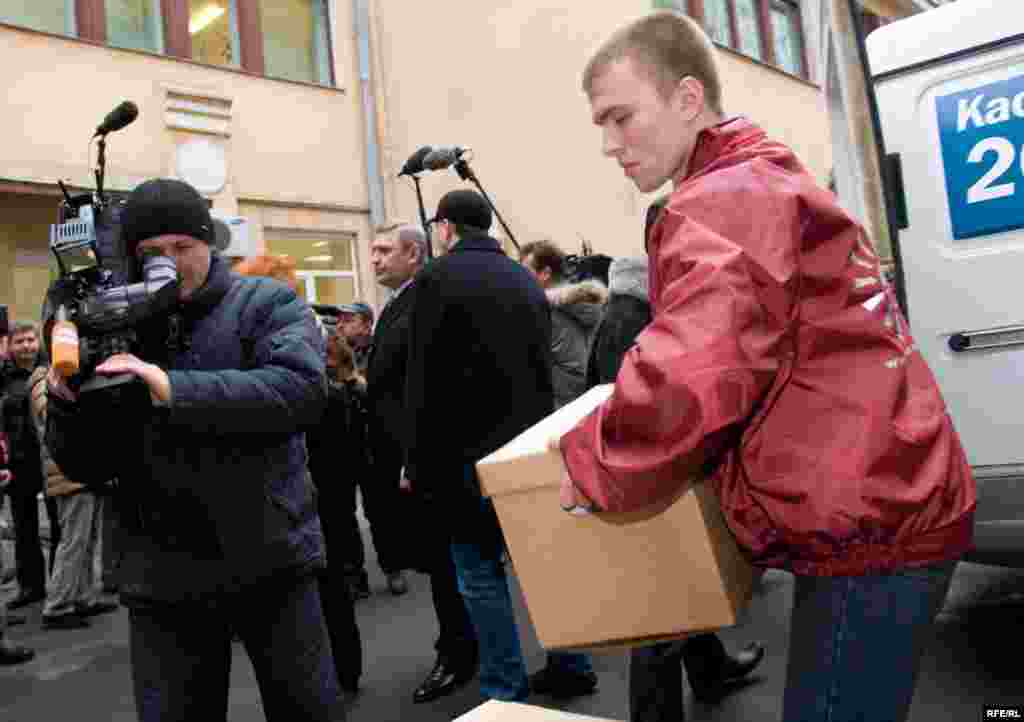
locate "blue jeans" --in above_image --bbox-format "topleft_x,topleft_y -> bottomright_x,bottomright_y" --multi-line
449,499 -> 530,702
782,560 -> 956,722
129,573 -> 343,722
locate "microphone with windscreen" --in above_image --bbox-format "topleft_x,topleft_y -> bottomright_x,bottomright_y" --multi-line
398,146 -> 434,176
94,101 -> 139,137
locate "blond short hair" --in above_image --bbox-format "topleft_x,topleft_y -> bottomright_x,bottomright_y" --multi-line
583,10 -> 723,115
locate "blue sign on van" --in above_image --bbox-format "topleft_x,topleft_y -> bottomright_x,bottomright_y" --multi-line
936,74 -> 1024,240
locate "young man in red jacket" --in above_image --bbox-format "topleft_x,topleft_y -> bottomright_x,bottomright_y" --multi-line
556,11 -> 976,722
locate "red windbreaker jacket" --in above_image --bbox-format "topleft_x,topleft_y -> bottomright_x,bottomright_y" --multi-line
561,118 -> 976,576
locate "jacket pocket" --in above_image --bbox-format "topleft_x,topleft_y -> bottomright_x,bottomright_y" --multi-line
890,353 -> 946,446
740,353 -> 794,454
265,470 -> 316,526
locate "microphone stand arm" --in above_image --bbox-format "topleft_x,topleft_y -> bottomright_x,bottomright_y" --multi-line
453,159 -> 519,253
410,175 -> 434,259
94,135 -> 108,208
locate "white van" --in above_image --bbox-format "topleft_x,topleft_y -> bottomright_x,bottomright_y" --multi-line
867,0 -> 1024,567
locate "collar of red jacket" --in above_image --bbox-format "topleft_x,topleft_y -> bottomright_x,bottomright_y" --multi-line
682,116 -> 764,181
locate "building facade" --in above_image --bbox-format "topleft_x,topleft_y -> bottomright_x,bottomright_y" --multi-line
1,1 -> 833,323
367,0 -> 832,268
0,0 -> 372,324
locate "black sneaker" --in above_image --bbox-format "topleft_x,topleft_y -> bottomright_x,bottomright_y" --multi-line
347,575 -> 370,601
529,665 -> 598,698
386,571 -> 409,596
41,613 -> 91,630
690,641 -> 765,703
0,640 -> 34,666
76,600 -> 120,618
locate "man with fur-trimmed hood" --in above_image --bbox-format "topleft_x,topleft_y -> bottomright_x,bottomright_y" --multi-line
520,241 -> 608,410
519,239 -> 606,697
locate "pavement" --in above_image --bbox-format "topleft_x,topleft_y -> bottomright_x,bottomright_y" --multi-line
2,506 -> 1023,721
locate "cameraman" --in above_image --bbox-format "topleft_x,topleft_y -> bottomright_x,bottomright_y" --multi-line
45,179 -> 341,721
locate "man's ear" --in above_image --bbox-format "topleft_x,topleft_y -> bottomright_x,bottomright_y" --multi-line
675,76 -> 705,122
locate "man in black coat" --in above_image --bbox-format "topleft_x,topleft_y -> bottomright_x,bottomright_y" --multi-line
45,179 -> 342,721
403,190 -> 554,702
367,223 -> 479,703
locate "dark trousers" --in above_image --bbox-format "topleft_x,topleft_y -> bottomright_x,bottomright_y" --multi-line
332,471 -> 367,576
341,448 -> 408,575
8,465 -> 57,592
629,633 -> 731,722
129,574 -> 343,722
429,542 -> 478,665
317,490 -> 364,691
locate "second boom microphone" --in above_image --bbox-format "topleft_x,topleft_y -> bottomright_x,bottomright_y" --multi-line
422,146 -> 466,171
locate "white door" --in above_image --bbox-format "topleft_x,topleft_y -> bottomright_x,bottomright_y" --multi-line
870,29 -> 1024,467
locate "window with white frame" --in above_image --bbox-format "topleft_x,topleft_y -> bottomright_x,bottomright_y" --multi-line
264,233 -> 359,307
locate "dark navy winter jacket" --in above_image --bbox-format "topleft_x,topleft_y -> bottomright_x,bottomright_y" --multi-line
46,255 -> 327,603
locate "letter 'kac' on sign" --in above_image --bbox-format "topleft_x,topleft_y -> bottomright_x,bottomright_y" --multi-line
937,72 -> 1024,241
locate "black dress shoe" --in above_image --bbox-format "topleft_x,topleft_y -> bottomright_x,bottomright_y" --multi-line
691,642 -> 765,703
8,589 -> 44,610
412,656 -> 476,704
529,665 -> 598,698
0,640 -> 34,666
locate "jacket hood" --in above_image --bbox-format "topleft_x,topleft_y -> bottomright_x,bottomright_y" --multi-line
608,257 -> 649,302
546,280 -> 608,329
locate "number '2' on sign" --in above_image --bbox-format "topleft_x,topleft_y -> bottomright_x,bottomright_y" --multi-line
936,73 -> 1024,241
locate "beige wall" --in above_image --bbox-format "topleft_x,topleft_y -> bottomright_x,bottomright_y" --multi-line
0,16 -> 367,206
0,10 -> 375,314
370,2 -> 832,262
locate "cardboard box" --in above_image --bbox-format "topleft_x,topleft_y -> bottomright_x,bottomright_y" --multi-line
454,700 -> 622,721
475,384 -> 756,652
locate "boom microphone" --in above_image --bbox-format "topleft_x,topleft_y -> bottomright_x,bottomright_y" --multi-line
398,146 -> 434,177
94,101 -> 139,137
422,146 -> 467,171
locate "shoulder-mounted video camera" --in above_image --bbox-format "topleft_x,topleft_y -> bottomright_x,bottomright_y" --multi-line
42,101 -> 181,404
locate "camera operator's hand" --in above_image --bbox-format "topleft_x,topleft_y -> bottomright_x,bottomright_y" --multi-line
96,353 -> 171,406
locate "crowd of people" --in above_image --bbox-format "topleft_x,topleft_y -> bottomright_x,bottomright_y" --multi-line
0,9 -> 975,722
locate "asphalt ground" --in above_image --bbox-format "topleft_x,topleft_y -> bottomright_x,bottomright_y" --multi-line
2,503 -> 1023,722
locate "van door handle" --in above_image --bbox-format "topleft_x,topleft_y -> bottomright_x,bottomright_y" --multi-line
948,325 -> 1024,352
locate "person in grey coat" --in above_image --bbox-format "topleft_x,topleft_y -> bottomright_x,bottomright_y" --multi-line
520,240 -> 608,409
44,179 -> 341,721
